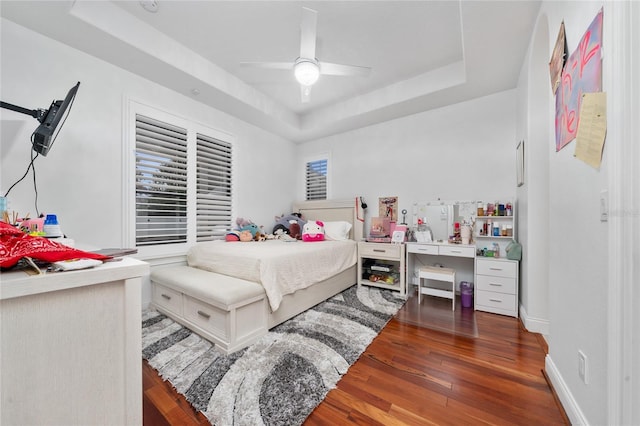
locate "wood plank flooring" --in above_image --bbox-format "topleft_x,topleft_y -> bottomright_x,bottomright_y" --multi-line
143,292 -> 569,425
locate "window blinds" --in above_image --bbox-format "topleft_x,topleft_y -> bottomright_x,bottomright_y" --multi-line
305,158 -> 327,200
135,114 -> 188,246
196,133 -> 232,242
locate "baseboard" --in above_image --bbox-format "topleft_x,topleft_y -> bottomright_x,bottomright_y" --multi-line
519,303 -> 550,335
545,354 -> 589,425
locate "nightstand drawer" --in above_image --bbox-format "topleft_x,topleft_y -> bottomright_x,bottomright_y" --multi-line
476,259 -> 517,278
476,291 -> 517,311
439,245 -> 475,258
153,283 -> 183,316
406,243 -> 439,255
359,243 -> 401,258
476,274 -> 517,295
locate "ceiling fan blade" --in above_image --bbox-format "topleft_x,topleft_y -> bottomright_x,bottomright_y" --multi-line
240,62 -> 293,70
300,7 -> 317,60
320,61 -> 372,77
300,85 -> 312,103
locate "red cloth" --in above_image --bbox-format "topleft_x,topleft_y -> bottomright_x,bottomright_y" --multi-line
0,221 -> 109,268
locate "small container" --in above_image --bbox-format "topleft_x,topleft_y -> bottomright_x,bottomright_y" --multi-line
498,204 -> 505,216
501,224 -> 507,236
506,225 -> 513,237
493,223 -> 500,236
506,203 -> 512,216
477,202 -> 484,216
460,281 -> 474,308
492,243 -> 500,257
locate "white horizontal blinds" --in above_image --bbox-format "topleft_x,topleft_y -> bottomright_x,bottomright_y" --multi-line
306,158 -> 327,200
135,114 -> 188,246
196,133 -> 232,242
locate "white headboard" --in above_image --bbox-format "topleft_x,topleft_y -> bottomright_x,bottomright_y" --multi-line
292,198 -> 364,241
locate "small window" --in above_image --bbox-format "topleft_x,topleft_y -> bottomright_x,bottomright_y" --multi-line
305,157 -> 328,200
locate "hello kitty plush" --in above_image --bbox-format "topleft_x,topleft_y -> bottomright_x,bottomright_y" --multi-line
302,220 -> 325,242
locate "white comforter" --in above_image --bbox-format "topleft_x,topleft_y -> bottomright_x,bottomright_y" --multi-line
186,240 -> 357,311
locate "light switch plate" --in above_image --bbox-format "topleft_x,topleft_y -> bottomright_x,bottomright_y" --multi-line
600,190 -> 608,222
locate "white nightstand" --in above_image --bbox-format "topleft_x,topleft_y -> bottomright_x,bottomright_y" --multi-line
357,242 -> 406,296
474,257 -> 519,317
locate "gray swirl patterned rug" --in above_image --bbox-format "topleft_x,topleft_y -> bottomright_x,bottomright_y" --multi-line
142,284 -> 405,426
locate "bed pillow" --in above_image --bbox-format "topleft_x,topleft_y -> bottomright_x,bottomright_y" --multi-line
323,221 -> 352,241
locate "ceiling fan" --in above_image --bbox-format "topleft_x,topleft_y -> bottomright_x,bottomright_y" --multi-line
240,7 -> 371,103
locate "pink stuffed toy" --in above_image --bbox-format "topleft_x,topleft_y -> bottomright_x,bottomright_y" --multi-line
302,220 -> 325,242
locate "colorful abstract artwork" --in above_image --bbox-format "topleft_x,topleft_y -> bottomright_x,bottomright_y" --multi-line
555,9 -> 603,152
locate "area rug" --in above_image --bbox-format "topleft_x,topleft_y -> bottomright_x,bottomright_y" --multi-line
142,284 -> 405,426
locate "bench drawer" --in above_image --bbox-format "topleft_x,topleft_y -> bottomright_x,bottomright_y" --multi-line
184,295 -> 228,341
153,283 -> 183,316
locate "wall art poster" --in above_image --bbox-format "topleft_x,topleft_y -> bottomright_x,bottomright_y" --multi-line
555,8 -> 603,152
549,21 -> 567,94
378,196 -> 398,222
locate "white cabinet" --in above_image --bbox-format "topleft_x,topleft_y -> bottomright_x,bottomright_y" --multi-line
358,242 -> 406,296
474,257 -> 519,317
0,258 -> 149,426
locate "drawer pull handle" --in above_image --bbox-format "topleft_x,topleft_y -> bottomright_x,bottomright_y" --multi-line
489,267 -> 503,271
197,310 -> 211,319
489,298 -> 502,303
489,283 -> 502,287
161,294 -> 171,300
450,250 -> 462,253
373,249 -> 386,253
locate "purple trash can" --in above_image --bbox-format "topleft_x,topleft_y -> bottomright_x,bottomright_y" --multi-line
460,281 -> 474,308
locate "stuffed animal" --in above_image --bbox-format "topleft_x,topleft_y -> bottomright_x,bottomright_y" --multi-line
273,213 -> 306,236
239,230 -> 253,242
302,220 -> 325,242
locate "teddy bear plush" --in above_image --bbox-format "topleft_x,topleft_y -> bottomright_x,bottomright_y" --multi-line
302,220 -> 325,242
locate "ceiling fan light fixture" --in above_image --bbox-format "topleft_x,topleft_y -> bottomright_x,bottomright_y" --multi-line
294,60 -> 320,86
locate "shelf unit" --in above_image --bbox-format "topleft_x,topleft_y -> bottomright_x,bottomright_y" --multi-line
357,242 -> 406,296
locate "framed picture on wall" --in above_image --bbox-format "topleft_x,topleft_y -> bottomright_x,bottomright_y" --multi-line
516,140 -> 524,187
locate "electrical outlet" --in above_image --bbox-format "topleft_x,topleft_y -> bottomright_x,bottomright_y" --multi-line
578,350 -> 588,384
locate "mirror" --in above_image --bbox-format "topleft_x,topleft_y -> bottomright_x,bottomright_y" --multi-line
412,200 -> 476,242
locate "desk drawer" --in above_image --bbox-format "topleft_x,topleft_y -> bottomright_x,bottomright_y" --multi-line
359,243 -> 401,258
476,259 -> 517,278
476,274 -> 516,295
439,245 -> 475,258
476,290 -> 517,312
406,243 -> 438,255
153,283 -> 183,316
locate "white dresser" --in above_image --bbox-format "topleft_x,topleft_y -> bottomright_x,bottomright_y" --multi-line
0,257 -> 149,426
474,257 -> 519,317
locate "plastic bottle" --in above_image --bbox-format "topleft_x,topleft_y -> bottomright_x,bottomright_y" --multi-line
493,222 -> 500,236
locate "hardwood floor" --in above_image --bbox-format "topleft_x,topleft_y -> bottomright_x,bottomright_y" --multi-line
143,292 -> 569,425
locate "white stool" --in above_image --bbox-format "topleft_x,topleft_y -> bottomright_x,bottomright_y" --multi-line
418,266 -> 456,310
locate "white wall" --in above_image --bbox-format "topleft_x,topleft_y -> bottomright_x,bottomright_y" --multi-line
1,18 -> 296,241
518,2 -> 615,424
1,19 -> 297,305
296,90 -> 518,227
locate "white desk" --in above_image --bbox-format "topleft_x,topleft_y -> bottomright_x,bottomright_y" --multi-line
406,242 -> 476,293
406,242 -> 518,317
0,257 -> 149,425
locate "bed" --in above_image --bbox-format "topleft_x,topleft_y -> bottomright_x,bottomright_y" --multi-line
150,198 -> 365,353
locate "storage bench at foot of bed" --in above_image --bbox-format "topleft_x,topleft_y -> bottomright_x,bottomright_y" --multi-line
150,266 -> 267,355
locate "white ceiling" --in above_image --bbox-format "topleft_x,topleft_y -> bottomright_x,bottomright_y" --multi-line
0,0 -> 541,143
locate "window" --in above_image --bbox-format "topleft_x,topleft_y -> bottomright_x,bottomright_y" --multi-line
127,102 -> 234,255
305,156 -> 329,200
